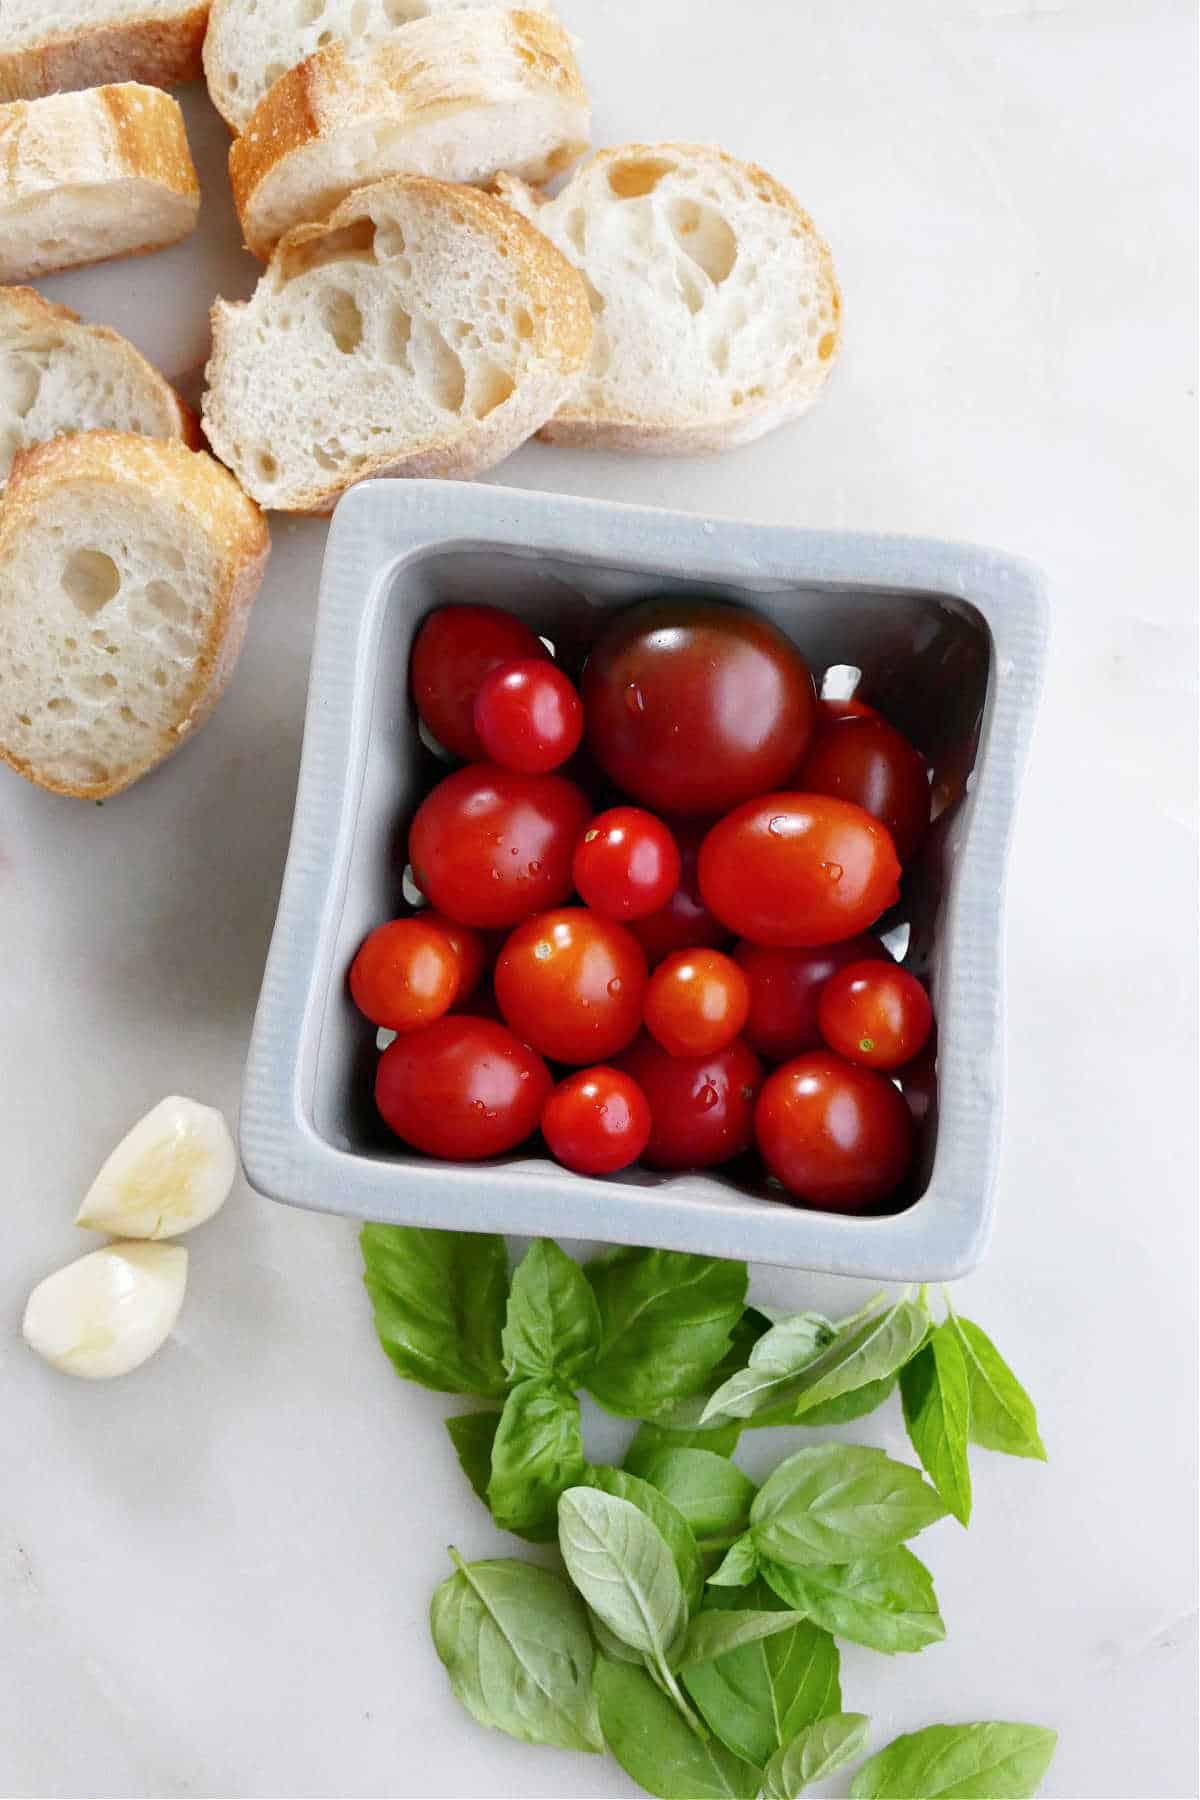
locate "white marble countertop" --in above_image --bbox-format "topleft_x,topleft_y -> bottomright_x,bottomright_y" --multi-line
2,3 -> 1196,1796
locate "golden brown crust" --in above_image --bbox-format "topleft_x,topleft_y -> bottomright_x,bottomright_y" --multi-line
0,6 -> 208,104
100,83 -> 199,201
0,431 -> 268,799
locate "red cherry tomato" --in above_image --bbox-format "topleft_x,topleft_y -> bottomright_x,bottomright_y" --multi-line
419,910 -> 485,1002
583,600 -> 818,817
734,934 -> 890,1061
817,960 -> 933,1071
617,1034 -> 763,1170
755,1051 -> 914,1210
627,822 -> 729,966
494,908 -> 648,1064
573,806 -> 682,922
473,658 -> 584,774
643,948 -> 751,1058
699,794 -> 901,947
798,715 -> 930,864
375,1016 -> 551,1159
541,1065 -> 652,1175
349,917 -> 461,1031
411,605 -> 548,761
409,765 -> 591,929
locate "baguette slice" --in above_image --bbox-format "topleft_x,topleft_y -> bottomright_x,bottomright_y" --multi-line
203,174 -> 592,511
230,9 -> 588,260
204,0 -> 555,136
498,143 -> 841,453
0,432 -> 269,800
0,84 -> 199,283
0,0 -> 208,104
1,286 -> 198,488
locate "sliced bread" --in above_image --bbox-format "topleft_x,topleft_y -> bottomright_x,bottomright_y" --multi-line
203,174 -> 592,511
0,286 -> 198,488
204,0 -> 555,136
498,142 -> 841,453
0,432 -> 269,800
0,0 -> 208,104
0,84 -> 199,283
229,9 -> 588,260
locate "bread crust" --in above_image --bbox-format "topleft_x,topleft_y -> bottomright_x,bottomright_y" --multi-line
0,431 -> 269,800
0,4 -> 208,103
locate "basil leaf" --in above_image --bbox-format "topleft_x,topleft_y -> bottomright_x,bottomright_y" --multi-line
790,1372 -> 898,1427
627,1417 -> 743,1466
501,1238 -> 601,1385
849,1721 -> 1058,1798
558,1486 -> 686,1661
673,1607 -> 810,1669
486,1379 -> 585,1540
750,1444 -> 947,1566
594,1654 -> 761,1800
430,1550 -> 601,1753
584,1464 -> 703,1614
445,1410 -> 500,1506
701,1312 -> 834,1423
584,1249 -> 748,1418
361,1224 -> 508,1397
788,1299 -> 929,1420
588,1607 -> 645,1665
631,1447 -> 758,1543
950,1314 -> 1047,1461
763,1713 -> 871,1798
707,1536 -> 760,1588
682,1581 -> 842,1768
901,1323 -> 972,1524
762,1548 -> 945,1654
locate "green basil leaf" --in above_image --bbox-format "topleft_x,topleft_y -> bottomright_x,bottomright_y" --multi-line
763,1713 -> 871,1798
584,1464 -> 703,1614
630,1447 -> 758,1543
558,1486 -> 686,1660
430,1550 -> 602,1753
501,1238 -> 601,1385
594,1654 -> 762,1800
673,1607 -> 809,1669
588,1607 -> 645,1665
627,1417 -> 744,1466
950,1315 -> 1047,1461
849,1721 -> 1058,1798
787,1299 -> 929,1421
584,1249 -> 748,1418
360,1224 -> 508,1397
789,1372 -> 898,1427
682,1581 -> 842,1768
707,1536 -> 760,1587
486,1379 -> 585,1540
750,1444 -> 947,1566
444,1410 -> 501,1507
701,1312 -> 835,1423
762,1548 -> 945,1654
901,1323 -> 972,1524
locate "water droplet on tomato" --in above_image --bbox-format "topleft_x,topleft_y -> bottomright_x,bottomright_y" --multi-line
625,682 -> 646,715
607,977 -> 623,996
821,861 -> 844,882
699,1081 -> 719,1110
534,940 -> 552,960
471,1100 -> 486,1115
767,816 -> 788,837
527,860 -> 541,876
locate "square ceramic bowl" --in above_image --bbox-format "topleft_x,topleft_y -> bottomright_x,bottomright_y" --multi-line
240,480 -> 1047,1279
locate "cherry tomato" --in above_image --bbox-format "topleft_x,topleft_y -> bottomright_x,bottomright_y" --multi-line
755,1050 -> 914,1210
541,1065 -> 652,1175
699,794 -> 901,947
409,765 -> 591,929
573,807 -> 682,922
419,910 -> 485,1002
734,934 -> 890,1061
375,1016 -> 551,1159
473,658 -> 584,774
494,908 -> 648,1064
411,604 -> 548,761
349,917 -> 461,1031
582,599 -> 817,817
627,822 -> 729,965
798,715 -> 930,864
643,949 -> 751,1058
817,960 -> 933,1070
617,1034 -> 763,1170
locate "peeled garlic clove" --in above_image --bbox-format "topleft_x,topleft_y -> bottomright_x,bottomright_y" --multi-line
75,1095 -> 236,1239
23,1242 -> 187,1380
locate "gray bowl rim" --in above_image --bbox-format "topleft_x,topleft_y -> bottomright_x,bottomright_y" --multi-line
239,478 -> 1049,1280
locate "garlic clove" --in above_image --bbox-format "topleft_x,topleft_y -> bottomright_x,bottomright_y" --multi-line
23,1242 -> 188,1380
75,1095 -> 236,1239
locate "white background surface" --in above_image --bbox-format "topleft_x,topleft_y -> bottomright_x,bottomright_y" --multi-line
2,2 -> 1197,1796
